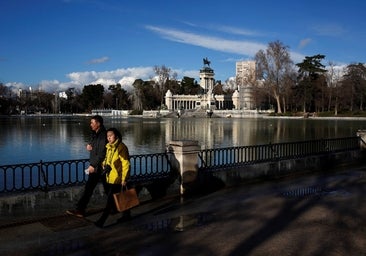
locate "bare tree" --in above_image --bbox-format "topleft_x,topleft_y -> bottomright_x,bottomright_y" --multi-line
131,79 -> 144,111
153,65 -> 177,106
326,62 -> 343,115
281,70 -> 297,112
255,40 -> 294,113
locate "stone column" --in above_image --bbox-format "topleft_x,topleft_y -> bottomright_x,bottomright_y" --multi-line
232,90 -> 240,110
165,90 -> 173,110
356,130 -> 366,149
166,140 -> 200,195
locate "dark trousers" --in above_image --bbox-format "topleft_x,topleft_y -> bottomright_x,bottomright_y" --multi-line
76,172 -> 104,212
97,183 -> 130,224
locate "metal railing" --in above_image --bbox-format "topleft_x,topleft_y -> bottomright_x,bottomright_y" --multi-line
0,152 -> 172,193
0,136 -> 362,193
198,136 -> 361,171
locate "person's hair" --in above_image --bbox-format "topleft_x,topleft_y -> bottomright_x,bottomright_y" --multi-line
107,127 -> 122,140
91,115 -> 104,125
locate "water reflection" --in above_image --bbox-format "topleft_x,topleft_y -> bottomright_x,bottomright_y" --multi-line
0,184 -> 106,221
134,212 -> 215,233
0,116 -> 365,165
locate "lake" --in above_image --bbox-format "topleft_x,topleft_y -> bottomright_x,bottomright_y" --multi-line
1,115 -> 365,165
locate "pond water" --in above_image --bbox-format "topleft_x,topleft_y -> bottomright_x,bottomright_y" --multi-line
1,115 -> 365,165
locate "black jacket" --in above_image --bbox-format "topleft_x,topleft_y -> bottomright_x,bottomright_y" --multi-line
89,125 -> 107,172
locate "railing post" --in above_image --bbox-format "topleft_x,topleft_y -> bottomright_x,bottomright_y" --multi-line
166,140 -> 200,195
38,160 -> 49,192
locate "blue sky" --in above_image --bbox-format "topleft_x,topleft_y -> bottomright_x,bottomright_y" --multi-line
1,0 -> 365,93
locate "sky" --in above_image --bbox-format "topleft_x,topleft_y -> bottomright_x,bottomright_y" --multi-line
1,0 -> 366,93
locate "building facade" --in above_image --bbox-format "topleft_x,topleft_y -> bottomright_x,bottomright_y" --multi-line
165,59 -> 255,111
235,60 -> 256,110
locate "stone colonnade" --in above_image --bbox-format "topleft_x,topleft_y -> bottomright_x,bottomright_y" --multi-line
165,90 -> 234,111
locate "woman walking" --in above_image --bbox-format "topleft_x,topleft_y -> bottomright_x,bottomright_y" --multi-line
94,127 -> 131,228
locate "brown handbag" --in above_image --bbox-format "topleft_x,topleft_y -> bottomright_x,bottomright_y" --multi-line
113,187 -> 140,212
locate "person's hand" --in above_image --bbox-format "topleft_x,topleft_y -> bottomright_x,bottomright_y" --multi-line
88,166 -> 96,173
122,181 -> 127,187
86,144 -> 92,151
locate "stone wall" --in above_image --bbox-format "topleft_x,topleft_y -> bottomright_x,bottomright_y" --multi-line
209,150 -> 365,187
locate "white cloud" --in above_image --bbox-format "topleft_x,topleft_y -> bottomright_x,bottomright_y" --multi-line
290,52 -> 306,64
298,38 -> 312,49
311,23 -> 346,36
39,80 -> 61,92
4,82 -> 27,95
215,25 -> 263,36
66,67 -> 154,89
4,66 -> 200,94
145,25 -> 266,57
145,25 -> 306,63
117,76 -> 136,91
87,56 -> 110,64
182,70 -> 199,78
7,67 -> 160,93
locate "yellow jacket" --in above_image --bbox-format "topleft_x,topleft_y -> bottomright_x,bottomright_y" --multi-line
102,139 -> 130,184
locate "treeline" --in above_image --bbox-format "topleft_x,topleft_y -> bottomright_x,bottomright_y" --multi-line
253,41 -> 366,115
0,66 -> 206,115
0,40 -> 365,116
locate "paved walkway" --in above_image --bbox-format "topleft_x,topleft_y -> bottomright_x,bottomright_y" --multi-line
1,164 -> 366,256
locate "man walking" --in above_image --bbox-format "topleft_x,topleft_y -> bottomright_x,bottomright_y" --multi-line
66,115 -> 107,217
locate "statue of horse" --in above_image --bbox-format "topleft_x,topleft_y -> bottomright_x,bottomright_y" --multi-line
203,57 -> 211,67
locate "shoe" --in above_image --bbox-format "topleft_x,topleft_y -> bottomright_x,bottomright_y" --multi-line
66,209 -> 85,218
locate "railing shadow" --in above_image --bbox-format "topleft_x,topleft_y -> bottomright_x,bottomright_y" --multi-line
227,169 -> 366,255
